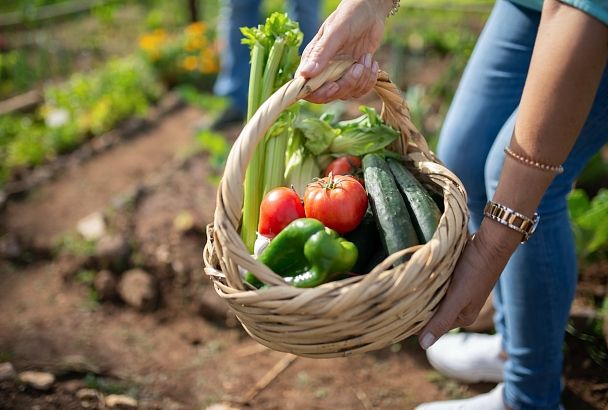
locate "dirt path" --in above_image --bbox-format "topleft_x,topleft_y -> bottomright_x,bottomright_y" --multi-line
2,105 -> 203,248
0,261 -> 492,409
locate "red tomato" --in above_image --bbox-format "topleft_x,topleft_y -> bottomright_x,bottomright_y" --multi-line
324,155 -> 363,185
303,174 -> 368,234
258,187 -> 305,239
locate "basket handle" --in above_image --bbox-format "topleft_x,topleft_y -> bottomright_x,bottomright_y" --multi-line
213,60 -> 434,288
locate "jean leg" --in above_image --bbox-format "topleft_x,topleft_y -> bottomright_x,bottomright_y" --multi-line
213,0 -> 261,114
484,68 -> 608,409
437,0 -> 540,347
287,0 -> 320,52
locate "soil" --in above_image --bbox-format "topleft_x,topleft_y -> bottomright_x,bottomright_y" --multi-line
1,99 -> 607,409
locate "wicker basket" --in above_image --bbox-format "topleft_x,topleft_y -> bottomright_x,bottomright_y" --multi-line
203,60 -> 469,358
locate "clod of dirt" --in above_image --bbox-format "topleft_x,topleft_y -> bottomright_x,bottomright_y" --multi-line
62,379 -> 86,393
55,254 -> 93,282
77,212 -> 107,241
118,268 -> 159,312
0,362 -> 16,381
18,370 -> 55,391
95,234 -> 131,271
173,210 -> 196,234
105,394 -> 138,409
58,354 -> 103,376
95,270 -> 118,301
205,403 -> 240,410
0,234 -> 21,260
77,388 -> 103,408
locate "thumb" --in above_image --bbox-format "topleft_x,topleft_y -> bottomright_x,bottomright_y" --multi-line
297,28 -> 344,79
418,292 -> 462,350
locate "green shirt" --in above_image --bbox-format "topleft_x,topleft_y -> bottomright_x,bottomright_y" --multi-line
510,0 -> 608,25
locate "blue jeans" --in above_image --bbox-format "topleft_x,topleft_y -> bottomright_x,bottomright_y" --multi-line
213,0 -> 320,114
437,1 -> 608,409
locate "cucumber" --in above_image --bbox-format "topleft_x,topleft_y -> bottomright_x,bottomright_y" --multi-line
344,206 -> 381,274
362,154 -> 419,264
387,158 -> 442,243
364,248 -> 388,273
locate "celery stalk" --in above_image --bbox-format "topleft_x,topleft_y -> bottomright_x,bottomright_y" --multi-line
241,42 -> 266,252
262,119 -> 289,195
261,39 -> 286,103
240,14 -> 303,252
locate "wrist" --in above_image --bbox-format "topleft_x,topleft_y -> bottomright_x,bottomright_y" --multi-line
365,0 -> 395,18
476,217 -> 521,260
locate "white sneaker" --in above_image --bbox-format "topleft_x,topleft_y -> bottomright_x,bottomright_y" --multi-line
415,383 -> 506,410
426,333 -> 504,383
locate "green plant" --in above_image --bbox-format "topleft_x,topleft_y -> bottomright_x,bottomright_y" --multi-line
175,85 -> 227,113
54,232 -> 97,257
568,188 -> 608,258
196,130 -> 230,173
84,373 -> 136,396
43,57 -> 163,137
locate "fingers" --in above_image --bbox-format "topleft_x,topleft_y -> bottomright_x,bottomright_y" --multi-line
304,55 -> 379,104
418,289 -> 463,350
334,54 -> 378,100
305,82 -> 340,104
297,23 -> 342,79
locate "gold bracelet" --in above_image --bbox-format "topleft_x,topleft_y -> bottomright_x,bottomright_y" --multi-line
504,147 -> 564,174
389,0 -> 400,16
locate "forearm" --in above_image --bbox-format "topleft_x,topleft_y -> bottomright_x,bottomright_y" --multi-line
479,0 -> 608,252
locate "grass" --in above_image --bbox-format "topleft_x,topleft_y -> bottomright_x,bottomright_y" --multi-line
54,232 -> 97,257
84,372 -> 138,396
426,371 -> 469,400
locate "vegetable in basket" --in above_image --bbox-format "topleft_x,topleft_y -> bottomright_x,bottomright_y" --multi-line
324,155 -> 362,179
303,173 -> 368,235
386,158 -> 442,243
258,187 -> 305,239
241,13 -> 303,252
284,106 -> 400,196
245,218 -> 357,288
329,106 -> 400,156
362,154 -> 419,264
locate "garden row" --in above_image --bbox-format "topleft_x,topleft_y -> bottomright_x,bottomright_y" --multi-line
0,21 -> 218,189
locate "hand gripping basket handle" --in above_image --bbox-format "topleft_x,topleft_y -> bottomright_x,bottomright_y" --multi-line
212,59 -> 436,289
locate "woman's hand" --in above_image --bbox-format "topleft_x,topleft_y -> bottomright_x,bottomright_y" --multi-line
297,0 -> 392,103
418,220 -> 521,350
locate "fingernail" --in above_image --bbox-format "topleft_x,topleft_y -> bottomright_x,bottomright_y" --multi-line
420,332 -> 436,350
364,53 -> 372,67
300,61 -> 318,75
353,64 -> 364,79
372,61 -> 379,72
326,83 -> 339,96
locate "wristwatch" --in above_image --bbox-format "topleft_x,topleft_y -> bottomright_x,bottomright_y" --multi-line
483,201 -> 540,243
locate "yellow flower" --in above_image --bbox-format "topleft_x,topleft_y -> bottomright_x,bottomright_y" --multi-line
200,59 -> 219,74
153,28 -> 167,40
200,49 -> 219,74
185,36 -> 207,52
186,21 -> 207,36
181,56 -> 199,71
139,30 -> 168,53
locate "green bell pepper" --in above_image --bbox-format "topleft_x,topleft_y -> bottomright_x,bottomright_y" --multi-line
245,218 -> 358,288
